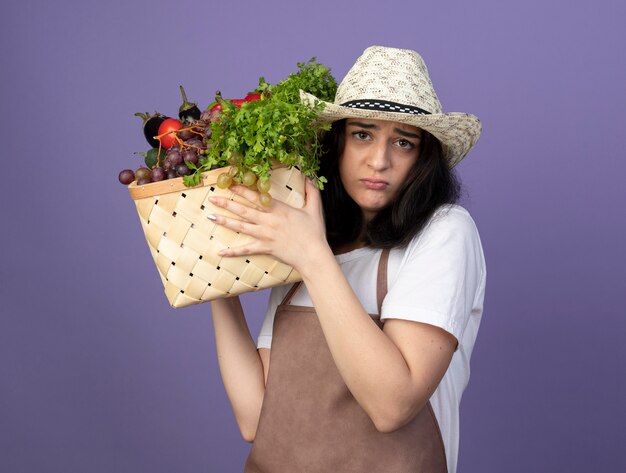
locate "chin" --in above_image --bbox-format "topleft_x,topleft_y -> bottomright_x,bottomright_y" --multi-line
358,202 -> 386,219
362,197 -> 388,211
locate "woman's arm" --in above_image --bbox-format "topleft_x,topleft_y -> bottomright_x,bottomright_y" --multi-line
210,296 -> 268,441
299,248 -> 456,432
208,182 -> 456,432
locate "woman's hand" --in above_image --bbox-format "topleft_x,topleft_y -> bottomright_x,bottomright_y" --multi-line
207,179 -> 328,273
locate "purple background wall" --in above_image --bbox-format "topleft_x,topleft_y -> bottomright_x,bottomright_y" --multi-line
1,0 -> 624,471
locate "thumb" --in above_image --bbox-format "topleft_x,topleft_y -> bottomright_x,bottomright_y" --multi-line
303,178 -> 321,210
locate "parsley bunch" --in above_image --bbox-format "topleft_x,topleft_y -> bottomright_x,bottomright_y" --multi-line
183,59 -> 337,189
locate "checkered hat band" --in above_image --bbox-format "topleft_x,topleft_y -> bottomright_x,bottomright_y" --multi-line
340,100 -> 432,116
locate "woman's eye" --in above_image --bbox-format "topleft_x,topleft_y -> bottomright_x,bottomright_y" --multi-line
353,131 -> 370,140
396,139 -> 415,149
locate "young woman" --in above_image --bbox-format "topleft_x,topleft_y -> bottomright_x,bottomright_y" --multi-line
208,46 -> 486,473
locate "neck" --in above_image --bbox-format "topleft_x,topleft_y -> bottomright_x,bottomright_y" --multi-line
333,226 -> 367,255
333,241 -> 365,255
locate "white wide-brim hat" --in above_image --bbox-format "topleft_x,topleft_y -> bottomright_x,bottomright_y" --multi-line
301,46 -> 482,168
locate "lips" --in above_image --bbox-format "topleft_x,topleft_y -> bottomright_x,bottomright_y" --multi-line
360,178 -> 389,190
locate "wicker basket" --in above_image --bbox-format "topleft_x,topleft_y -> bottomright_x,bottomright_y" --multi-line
128,166 -> 304,308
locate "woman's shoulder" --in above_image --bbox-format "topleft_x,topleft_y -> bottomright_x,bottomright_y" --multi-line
389,204 -> 485,285
398,204 -> 482,256
420,204 -> 479,238
431,204 -> 476,224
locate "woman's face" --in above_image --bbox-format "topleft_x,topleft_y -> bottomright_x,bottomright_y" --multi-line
339,118 -> 422,221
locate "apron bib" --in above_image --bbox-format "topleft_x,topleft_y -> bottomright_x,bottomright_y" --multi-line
245,249 -> 448,473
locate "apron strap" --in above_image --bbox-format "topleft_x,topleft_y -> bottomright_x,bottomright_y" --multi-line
280,247 -> 390,312
280,281 -> 302,306
376,248 -> 391,317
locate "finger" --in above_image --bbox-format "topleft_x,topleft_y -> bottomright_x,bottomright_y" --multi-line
208,194 -> 262,222
229,185 -> 266,209
217,242 -> 268,257
207,213 -> 264,240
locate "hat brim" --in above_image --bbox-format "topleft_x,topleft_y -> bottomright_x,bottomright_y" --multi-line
301,91 -> 481,167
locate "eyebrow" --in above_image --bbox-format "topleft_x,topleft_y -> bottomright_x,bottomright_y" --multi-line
347,121 -> 421,140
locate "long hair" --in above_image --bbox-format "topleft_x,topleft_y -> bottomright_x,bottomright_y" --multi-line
319,119 -> 461,249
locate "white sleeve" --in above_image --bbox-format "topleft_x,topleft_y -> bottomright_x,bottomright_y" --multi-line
256,284 -> 291,349
381,207 -> 486,343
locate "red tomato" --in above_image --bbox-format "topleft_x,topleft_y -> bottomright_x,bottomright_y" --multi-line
244,93 -> 262,102
209,93 -> 261,112
157,118 -> 184,149
209,99 -> 242,111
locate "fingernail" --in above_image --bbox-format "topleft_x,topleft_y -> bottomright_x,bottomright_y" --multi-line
207,214 -> 217,221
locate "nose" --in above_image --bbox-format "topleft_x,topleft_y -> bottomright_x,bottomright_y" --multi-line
367,142 -> 391,171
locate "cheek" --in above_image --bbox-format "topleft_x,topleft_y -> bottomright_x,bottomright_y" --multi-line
400,161 -> 417,182
400,152 -> 420,181
390,161 -> 418,198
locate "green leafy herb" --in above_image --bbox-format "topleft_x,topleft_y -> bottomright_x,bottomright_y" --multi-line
183,59 -> 337,189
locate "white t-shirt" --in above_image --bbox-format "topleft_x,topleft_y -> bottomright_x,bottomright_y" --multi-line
257,204 -> 486,473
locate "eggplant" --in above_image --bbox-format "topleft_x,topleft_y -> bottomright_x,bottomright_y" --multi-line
135,112 -> 167,148
178,85 -> 201,121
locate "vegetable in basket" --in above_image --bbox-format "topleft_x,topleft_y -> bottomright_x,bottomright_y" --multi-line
120,58 -> 338,203
187,58 -> 337,193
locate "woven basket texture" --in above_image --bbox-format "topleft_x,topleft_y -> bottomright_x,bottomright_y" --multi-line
128,166 -> 304,308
